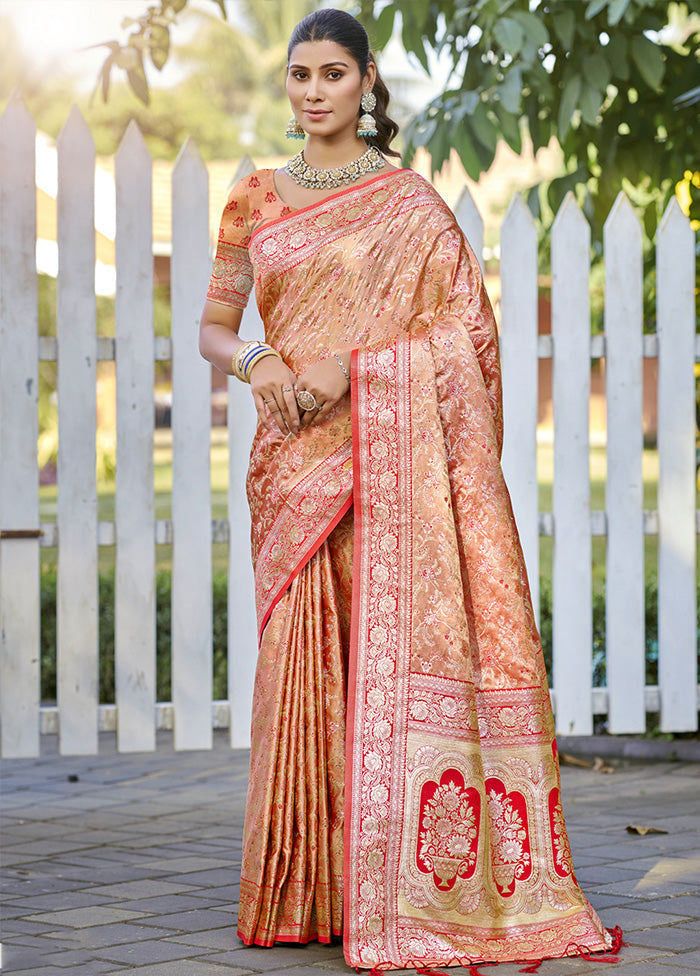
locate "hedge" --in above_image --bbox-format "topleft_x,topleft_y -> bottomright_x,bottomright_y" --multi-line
39,571 -> 698,705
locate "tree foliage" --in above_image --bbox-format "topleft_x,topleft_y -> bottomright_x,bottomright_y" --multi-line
355,0 -> 699,240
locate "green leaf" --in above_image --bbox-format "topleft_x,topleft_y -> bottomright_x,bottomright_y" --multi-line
100,59 -> 113,103
470,101 -> 498,152
553,9 -> 575,48
584,52 -> 611,90
372,3 -> 396,50
557,74 -> 582,138
149,24 -> 170,70
607,0 -> 632,25
580,83 -> 603,125
453,90 -> 480,120
510,10 -> 549,49
209,0 -> 227,19
454,126 -> 486,182
499,68 -> 522,113
402,17 -> 430,72
585,0 -> 608,19
495,102 -> 522,154
493,18 -> 525,56
631,35 -> 665,90
607,34 -> 629,79
127,52 -> 150,105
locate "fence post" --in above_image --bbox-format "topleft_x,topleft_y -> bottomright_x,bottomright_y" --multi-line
56,106 -> 99,754
115,121 -> 156,752
500,192 -> 539,622
0,94 -> 40,758
657,198 -> 697,732
171,138 -> 213,750
551,193 -> 592,734
605,192 -> 645,733
226,157 -> 262,748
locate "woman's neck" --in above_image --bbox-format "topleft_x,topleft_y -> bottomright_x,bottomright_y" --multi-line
302,134 -> 370,169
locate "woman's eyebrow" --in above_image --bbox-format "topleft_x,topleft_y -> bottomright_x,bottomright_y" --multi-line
288,61 -> 350,69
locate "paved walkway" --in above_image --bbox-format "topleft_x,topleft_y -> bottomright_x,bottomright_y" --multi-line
2,733 -> 699,976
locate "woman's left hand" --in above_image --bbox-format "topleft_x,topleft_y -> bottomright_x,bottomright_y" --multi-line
296,353 -> 351,429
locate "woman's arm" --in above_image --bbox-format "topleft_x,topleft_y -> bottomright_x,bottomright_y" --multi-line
199,299 -> 301,435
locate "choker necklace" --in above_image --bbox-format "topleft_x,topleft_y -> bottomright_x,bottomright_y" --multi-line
285,145 -> 384,189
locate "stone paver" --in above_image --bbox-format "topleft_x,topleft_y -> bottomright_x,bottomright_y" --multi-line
2,731 -> 699,974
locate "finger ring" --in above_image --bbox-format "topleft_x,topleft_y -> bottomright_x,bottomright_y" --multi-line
282,386 -> 293,393
296,390 -> 317,411
263,398 -> 274,404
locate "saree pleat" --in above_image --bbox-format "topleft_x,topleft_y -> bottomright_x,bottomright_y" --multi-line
238,533 -> 349,945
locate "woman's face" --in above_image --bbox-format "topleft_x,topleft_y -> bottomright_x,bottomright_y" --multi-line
286,39 -> 373,141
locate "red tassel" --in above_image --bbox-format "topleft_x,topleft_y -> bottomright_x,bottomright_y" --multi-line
415,969 -> 449,976
518,961 -> 544,974
565,926 -> 627,966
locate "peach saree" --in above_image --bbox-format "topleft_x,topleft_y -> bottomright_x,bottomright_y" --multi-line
208,169 -> 616,970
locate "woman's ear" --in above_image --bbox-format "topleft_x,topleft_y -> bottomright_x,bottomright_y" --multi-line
364,58 -> 377,92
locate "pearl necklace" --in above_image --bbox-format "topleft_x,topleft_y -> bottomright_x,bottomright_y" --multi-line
285,146 -> 384,189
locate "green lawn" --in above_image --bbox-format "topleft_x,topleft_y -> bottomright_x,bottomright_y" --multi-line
39,432 -> 698,586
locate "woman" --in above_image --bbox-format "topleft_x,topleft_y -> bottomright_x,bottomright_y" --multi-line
199,9 -> 621,972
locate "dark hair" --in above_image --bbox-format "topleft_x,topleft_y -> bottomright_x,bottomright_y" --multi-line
287,8 -> 400,158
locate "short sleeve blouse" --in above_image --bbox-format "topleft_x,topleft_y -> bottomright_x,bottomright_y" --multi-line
206,170 -> 293,309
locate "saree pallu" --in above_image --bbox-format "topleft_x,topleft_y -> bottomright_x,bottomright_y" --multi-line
234,170 -> 612,968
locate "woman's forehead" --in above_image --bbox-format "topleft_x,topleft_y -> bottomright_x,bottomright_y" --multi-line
288,38 -> 356,68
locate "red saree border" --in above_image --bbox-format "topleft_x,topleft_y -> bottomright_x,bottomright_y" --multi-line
258,492 -> 352,640
255,439 -> 353,639
249,168 -> 411,244
344,337 -> 611,970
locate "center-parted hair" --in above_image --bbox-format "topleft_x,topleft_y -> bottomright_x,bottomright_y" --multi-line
287,8 -> 400,158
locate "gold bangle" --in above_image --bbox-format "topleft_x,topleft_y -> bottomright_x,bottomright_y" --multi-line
244,347 -> 282,380
232,340 -> 279,383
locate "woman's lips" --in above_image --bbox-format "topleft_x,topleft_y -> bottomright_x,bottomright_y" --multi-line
304,110 -> 330,119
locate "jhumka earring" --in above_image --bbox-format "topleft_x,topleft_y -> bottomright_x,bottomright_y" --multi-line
285,116 -> 305,139
357,91 -> 378,137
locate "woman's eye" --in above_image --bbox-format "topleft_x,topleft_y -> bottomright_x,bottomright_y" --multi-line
328,71 -> 343,79
292,71 -> 307,80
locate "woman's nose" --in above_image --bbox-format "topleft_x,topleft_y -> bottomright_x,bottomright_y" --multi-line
305,77 -> 322,100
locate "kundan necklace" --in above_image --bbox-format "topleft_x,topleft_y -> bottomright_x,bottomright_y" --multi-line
285,145 -> 384,189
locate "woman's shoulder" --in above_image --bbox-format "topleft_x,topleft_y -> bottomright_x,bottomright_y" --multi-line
224,169 -> 276,208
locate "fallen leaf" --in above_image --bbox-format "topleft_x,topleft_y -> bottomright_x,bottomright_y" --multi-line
626,824 -> 668,836
592,756 -> 615,774
560,753 -> 593,768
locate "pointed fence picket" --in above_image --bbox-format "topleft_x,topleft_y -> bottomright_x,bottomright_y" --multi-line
114,122 -> 156,752
604,194 -> 646,734
0,105 -> 697,758
657,199 -> 697,732
171,139 -> 213,750
0,96 -> 40,759
454,185 -> 484,269
551,194 -> 592,735
500,193 -> 540,621
56,107 -> 98,755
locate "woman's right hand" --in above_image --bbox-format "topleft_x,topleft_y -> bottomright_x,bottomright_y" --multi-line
249,356 -> 301,435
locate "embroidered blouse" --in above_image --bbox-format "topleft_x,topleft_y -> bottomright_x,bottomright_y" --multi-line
207,170 -> 293,309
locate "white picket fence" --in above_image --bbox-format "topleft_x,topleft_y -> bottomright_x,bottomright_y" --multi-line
0,99 -> 697,758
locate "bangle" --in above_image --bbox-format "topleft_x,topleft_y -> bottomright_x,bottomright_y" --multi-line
332,352 -> 350,387
232,341 -> 282,382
